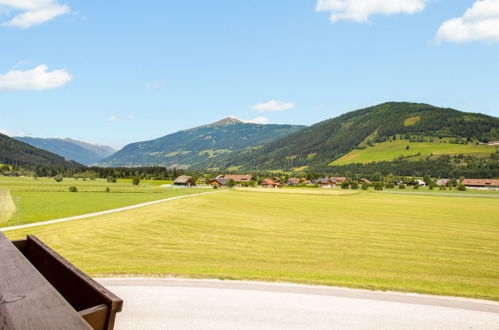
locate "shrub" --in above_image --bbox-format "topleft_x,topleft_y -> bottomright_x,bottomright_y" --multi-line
458,184 -> 467,191
69,186 -> 77,192
54,175 -> 63,182
132,177 -> 140,185
341,182 -> 350,189
399,184 -> 406,189
107,176 -> 117,183
385,183 -> 395,189
105,187 -> 110,192
351,182 -> 359,190
361,183 -> 369,190
213,185 -> 218,189
413,185 -> 419,190
374,183 -> 383,190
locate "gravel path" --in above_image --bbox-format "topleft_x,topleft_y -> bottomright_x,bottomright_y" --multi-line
0,190 -> 223,232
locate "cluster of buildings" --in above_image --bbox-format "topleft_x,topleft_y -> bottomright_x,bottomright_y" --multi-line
173,175 -> 499,190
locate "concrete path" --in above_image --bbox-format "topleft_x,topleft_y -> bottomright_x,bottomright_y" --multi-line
0,190 -> 223,232
100,278 -> 499,330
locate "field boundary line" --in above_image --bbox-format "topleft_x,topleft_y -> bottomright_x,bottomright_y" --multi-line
0,190 -> 225,232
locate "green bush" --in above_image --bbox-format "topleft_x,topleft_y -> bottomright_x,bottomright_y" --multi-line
69,186 -> 77,192
374,183 -> 383,190
361,183 -> 369,190
132,177 -> 140,185
105,187 -> 110,192
413,185 -> 419,190
458,184 -> 467,191
399,184 -> 406,189
385,183 -> 395,189
341,182 -> 350,189
54,175 -> 63,182
107,176 -> 117,183
351,182 -> 359,190
213,185 -> 218,189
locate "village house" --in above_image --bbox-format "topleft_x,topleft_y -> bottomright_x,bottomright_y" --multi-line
173,176 -> 196,186
216,174 -> 254,184
261,178 -> 281,188
286,178 -> 301,186
436,179 -> 449,186
314,177 -> 346,188
209,178 -> 231,187
462,179 -> 499,190
414,179 -> 426,186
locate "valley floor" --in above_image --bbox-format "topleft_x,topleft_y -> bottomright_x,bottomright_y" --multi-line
4,188 -> 499,301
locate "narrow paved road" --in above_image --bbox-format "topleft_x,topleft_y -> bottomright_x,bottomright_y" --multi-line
0,190 -> 223,232
100,278 -> 499,330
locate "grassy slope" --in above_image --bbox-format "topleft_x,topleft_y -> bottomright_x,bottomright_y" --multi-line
0,176 -> 207,227
332,140 -> 497,165
5,190 -> 499,301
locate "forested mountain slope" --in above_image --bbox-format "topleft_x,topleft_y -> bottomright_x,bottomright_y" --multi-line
202,102 -> 499,171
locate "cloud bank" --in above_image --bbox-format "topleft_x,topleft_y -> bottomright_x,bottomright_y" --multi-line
0,0 -> 69,28
316,0 -> 427,23
436,0 -> 499,44
0,65 -> 72,91
252,100 -> 295,113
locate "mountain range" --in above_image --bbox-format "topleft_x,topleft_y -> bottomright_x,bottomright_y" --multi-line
2,102 -> 498,171
96,117 -> 305,168
0,133 -> 83,168
199,102 -> 499,171
14,137 -> 116,166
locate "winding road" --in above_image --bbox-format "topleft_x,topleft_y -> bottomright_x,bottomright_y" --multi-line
100,278 -> 499,330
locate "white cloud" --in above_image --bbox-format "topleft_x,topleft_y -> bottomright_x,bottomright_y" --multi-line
252,100 -> 295,113
316,0 -> 427,23
435,0 -> 499,44
108,116 -> 118,122
243,116 -> 271,125
0,0 -> 69,28
0,129 -> 28,136
0,65 -> 71,91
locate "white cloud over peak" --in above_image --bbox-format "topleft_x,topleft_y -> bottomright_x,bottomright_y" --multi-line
0,65 -> 72,91
316,0 -> 427,23
252,100 -> 295,113
436,0 -> 499,44
244,116 -> 271,125
0,0 -> 69,28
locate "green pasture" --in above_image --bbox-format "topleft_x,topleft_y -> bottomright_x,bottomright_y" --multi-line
5,189 -> 499,301
0,176 -> 207,227
331,140 -> 497,165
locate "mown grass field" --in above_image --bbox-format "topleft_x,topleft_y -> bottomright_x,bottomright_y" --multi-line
5,189 -> 499,301
331,140 -> 497,165
0,176 -> 207,227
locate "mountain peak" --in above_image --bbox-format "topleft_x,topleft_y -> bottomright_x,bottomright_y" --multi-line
209,117 -> 244,126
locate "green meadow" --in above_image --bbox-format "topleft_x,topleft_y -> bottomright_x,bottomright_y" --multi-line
0,176 -> 206,227
332,140 -> 497,165
5,189 -> 499,301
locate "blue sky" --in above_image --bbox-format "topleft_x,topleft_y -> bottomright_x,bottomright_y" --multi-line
1,0 -> 498,148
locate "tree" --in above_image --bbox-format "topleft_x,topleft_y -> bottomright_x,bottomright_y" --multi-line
457,184 -> 467,191
227,179 -> 235,188
132,177 -> 140,185
54,175 -> 63,182
341,182 -> 350,189
406,145 -> 410,150
69,186 -> 77,192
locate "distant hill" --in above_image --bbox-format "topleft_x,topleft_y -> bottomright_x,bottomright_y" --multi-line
204,102 -> 499,171
0,133 -> 83,168
14,137 -> 116,165
96,117 -> 306,168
